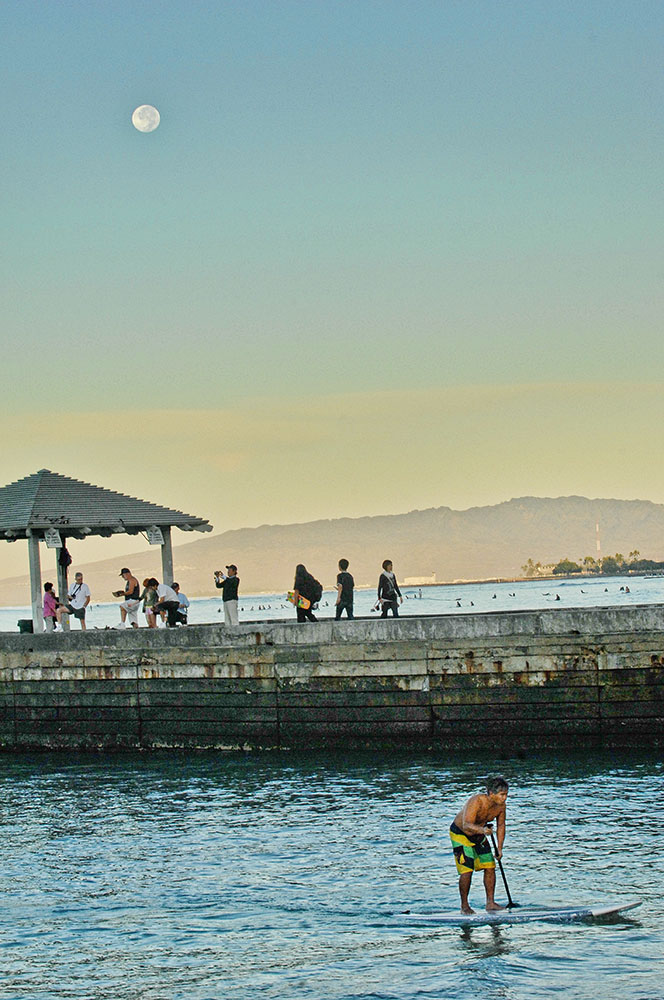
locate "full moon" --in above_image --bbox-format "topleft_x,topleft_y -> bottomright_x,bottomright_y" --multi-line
131,105 -> 160,132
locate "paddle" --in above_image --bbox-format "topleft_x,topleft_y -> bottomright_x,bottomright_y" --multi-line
489,830 -> 519,908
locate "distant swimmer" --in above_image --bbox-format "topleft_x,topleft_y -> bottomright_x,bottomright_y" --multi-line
555,594 -> 561,601
625,586 -> 630,593
492,594 -> 497,599
456,600 -> 461,607
470,601 -> 474,606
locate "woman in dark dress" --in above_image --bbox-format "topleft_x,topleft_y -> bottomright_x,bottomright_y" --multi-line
293,564 -> 318,623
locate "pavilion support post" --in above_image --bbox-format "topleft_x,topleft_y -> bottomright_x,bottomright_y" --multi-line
27,532 -> 44,633
161,526 -> 174,586
56,553 -> 70,632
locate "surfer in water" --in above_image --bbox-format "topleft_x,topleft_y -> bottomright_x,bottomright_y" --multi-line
450,776 -> 508,914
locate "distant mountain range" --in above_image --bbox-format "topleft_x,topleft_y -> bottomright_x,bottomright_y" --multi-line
1,495 -> 663,606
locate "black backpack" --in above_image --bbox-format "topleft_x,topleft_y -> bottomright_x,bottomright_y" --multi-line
311,578 -> 323,604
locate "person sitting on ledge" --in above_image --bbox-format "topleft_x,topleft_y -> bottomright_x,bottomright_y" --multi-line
172,582 -> 190,625
152,579 -> 181,628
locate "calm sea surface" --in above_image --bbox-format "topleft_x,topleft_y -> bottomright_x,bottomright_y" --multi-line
0,750 -> 661,999
1,576 -> 661,996
0,574 -> 661,631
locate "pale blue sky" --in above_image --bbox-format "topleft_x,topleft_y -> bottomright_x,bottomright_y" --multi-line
1,1 -> 663,577
3,0 -> 662,407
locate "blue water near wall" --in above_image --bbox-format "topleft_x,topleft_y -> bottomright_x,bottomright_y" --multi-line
1,574 -> 660,631
0,749 -> 661,999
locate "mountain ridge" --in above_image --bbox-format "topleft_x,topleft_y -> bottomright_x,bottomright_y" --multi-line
1,495 -> 663,606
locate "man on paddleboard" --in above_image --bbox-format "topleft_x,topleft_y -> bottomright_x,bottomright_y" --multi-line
450,776 -> 508,914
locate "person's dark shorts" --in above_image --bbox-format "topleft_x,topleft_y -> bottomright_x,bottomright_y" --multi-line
64,604 -> 86,620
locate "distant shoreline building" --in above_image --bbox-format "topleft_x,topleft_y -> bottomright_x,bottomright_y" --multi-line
403,572 -> 437,586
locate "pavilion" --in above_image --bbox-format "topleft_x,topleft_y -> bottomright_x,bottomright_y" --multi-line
0,470 -> 212,632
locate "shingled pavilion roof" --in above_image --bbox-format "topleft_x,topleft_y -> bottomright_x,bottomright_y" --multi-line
0,469 -> 212,541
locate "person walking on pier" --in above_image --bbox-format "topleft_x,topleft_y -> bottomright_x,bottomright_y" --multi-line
449,776 -> 509,914
292,564 -> 319,623
335,558 -> 355,620
376,560 -> 402,617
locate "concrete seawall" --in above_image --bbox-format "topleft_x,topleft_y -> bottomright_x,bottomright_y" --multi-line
0,606 -> 663,750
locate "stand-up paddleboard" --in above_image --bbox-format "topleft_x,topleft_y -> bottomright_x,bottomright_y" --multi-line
287,591 -> 311,609
401,900 -> 641,927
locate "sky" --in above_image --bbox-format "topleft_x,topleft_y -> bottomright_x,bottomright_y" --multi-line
1,0 -> 663,578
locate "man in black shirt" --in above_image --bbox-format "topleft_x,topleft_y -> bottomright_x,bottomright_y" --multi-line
335,558 -> 355,620
214,564 -> 240,626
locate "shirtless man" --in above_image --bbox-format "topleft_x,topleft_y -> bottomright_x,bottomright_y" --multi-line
449,776 -> 509,914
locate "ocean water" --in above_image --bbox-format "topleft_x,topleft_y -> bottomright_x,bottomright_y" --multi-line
0,574 -> 659,632
0,749 -> 661,999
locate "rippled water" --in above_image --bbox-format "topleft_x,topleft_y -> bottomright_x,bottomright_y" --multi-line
0,750 -> 661,999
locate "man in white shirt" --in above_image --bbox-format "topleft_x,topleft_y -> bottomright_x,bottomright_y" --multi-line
172,583 -> 190,625
154,580 -> 180,628
63,572 -> 92,630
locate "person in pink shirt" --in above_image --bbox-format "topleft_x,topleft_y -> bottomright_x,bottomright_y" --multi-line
43,582 -> 62,632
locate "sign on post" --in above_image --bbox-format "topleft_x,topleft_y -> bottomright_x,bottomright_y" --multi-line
44,528 -> 62,548
146,525 -> 164,545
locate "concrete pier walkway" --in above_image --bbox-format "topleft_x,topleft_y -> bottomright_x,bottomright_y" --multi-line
1,605 -> 662,749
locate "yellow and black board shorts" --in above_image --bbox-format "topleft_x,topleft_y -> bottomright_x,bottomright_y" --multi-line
449,822 -> 495,875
